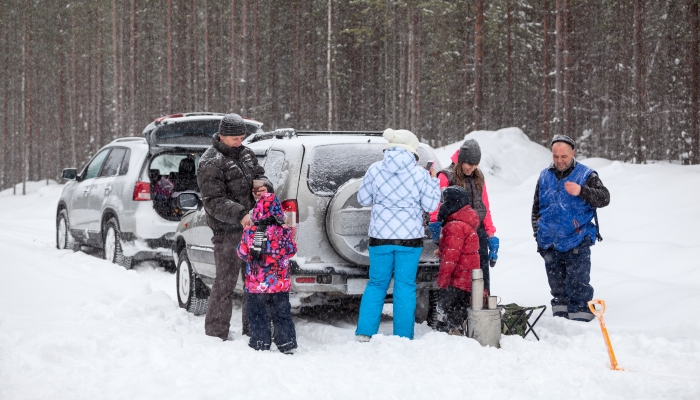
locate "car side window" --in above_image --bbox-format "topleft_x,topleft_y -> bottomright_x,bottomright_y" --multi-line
119,149 -> 131,175
99,148 -> 127,177
83,150 -> 110,180
265,150 -> 287,194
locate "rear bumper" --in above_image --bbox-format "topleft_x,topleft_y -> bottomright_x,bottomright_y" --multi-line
289,260 -> 439,295
120,232 -> 175,261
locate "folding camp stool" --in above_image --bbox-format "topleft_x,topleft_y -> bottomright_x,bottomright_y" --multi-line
501,304 -> 547,341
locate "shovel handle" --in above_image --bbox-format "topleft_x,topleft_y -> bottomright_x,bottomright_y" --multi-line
588,299 -> 606,318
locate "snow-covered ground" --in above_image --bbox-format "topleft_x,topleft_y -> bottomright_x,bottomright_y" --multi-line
1,129 -> 699,399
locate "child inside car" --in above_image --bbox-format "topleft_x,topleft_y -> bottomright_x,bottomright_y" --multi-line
237,192 -> 298,354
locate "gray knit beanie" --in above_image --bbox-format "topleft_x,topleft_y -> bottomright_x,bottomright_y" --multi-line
550,134 -> 575,150
218,113 -> 247,137
457,139 -> 481,165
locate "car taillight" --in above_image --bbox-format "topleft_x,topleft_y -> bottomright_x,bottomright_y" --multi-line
295,277 -> 315,284
281,199 -> 298,226
133,181 -> 151,201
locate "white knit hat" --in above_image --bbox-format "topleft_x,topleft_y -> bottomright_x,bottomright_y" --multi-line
383,128 -> 420,157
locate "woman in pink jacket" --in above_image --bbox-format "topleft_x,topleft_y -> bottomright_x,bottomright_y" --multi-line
429,139 -> 499,294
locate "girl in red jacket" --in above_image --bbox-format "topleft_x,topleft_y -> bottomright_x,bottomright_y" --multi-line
434,186 -> 481,334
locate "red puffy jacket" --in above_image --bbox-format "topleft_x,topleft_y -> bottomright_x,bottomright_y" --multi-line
437,205 -> 481,292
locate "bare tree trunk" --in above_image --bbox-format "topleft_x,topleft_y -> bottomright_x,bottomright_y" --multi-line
473,0 -> 484,131
2,5 -> 9,189
409,7 -> 421,136
240,0 -> 248,115
690,0 -> 700,164
230,0 -> 237,111
554,0 -> 563,135
633,0 -> 646,163
129,0 -> 135,135
96,13 -> 104,149
398,9 -> 406,128
464,2 -> 471,132
70,9 -> 78,169
111,0 -> 119,137
563,0 -> 571,137
327,0 -> 334,130
269,2 -> 278,127
204,0 -> 210,111
542,0 -> 550,143
252,0 -> 259,110
506,0 -> 513,124
166,0 -> 173,112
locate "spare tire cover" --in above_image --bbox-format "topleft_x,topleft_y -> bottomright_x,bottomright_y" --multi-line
325,179 -> 371,266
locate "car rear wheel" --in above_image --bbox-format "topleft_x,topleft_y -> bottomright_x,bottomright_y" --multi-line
103,218 -> 133,269
177,249 -> 209,315
56,210 -> 79,251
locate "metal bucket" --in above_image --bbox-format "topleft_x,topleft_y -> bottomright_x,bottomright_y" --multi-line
467,307 -> 502,348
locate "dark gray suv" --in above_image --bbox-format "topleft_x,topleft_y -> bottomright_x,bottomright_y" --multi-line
56,112 -> 263,269
172,130 -> 443,320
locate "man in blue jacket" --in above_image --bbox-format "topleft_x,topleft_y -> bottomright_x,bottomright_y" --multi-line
531,135 -> 610,322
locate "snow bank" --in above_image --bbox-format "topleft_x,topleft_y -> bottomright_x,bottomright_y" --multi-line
1,129 -> 700,399
433,127 -> 552,184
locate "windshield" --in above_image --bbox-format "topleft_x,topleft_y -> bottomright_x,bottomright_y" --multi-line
307,143 -> 385,196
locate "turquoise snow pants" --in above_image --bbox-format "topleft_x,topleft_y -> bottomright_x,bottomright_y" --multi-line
356,245 -> 422,339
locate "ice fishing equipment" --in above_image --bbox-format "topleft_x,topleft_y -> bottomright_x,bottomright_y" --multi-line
466,269 -> 501,348
470,269 -> 484,310
588,299 -> 623,371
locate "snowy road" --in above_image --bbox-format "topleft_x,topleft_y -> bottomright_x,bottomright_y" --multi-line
2,130 -> 700,399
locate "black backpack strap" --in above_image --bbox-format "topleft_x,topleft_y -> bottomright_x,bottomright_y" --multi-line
594,209 -> 603,242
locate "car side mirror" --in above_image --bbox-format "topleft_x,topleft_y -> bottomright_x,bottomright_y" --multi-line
177,192 -> 201,211
62,168 -> 78,181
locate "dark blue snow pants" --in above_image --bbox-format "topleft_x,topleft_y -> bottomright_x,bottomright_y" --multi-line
540,237 -> 595,322
246,292 -> 297,353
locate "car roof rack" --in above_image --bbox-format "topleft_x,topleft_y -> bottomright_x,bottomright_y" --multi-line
245,129 -> 383,143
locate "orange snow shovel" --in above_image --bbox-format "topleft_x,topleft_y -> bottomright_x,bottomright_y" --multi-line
588,299 -> 623,371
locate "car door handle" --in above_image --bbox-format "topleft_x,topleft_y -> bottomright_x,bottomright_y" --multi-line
104,186 -> 112,194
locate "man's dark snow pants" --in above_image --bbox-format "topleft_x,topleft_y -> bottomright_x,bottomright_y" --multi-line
540,237 -> 595,322
205,234 -> 246,339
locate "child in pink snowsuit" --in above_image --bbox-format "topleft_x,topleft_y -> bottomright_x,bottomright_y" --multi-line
237,193 -> 298,353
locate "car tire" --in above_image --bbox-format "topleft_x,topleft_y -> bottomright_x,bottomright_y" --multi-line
415,289 -> 431,323
103,217 -> 133,269
426,290 -> 439,329
176,249 -> 209,315
56,209 -> 79,251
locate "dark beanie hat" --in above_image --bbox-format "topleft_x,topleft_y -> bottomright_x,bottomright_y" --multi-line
457,139 -> 481,165
218,113 -> 247,137
437,186 -> 471,225
551,134 -> 575,149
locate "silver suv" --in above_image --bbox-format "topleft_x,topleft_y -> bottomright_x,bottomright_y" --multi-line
172,130 -> 443,321
56,112 -> 263,269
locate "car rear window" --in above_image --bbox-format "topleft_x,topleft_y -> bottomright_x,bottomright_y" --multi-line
307,143 -> 385,196
154,120 -> 220,146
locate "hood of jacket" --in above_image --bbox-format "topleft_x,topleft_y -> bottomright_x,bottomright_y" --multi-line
381,148 -> 417,176
446,205 -> 480,229
252,193 -> 285,225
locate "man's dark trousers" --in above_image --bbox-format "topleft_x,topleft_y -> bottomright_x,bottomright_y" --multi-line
540,237 -> 595,321
205,234 -> 245,339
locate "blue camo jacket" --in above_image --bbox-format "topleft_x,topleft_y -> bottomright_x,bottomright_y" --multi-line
357,147 -> 440,240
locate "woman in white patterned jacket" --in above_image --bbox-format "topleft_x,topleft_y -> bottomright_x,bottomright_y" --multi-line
355,128 -> 441,341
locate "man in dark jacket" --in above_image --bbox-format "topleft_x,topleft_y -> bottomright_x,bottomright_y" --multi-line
532,134 -> 610,322
198,113 -> 272,340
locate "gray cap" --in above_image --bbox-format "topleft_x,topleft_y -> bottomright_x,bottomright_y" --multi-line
551,134 -> 575,150
458,139 -> 481,165
218,113 -> 247,137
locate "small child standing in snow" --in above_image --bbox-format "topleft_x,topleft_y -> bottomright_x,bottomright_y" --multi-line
237,193 -> 298,353
434,186 -> 482,334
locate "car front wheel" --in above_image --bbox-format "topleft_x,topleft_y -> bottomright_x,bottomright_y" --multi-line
103,217 -> 133,269
177,249 -> 209,315
56,209 -> 78,251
